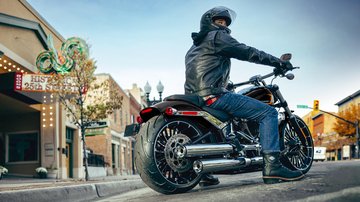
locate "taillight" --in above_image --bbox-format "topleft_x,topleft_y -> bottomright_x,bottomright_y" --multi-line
179,111 -> 199,116
165,107 -> 177,116
141,108 -> 153,114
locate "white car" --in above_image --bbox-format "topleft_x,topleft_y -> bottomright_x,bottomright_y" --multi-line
314,147 -> 326,162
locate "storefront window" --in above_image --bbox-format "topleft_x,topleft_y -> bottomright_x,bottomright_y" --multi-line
7,132 -> 39,163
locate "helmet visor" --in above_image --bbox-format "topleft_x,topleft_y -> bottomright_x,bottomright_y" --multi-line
211,6 -> 237,26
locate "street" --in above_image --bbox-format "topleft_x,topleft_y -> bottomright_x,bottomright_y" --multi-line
95,160 -> 360,202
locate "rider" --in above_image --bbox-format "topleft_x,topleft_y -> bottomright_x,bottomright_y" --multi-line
185,6 -> 304,185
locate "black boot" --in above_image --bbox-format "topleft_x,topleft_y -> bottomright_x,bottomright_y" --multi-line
199,174 -> 220,187
262,152 -> 304,184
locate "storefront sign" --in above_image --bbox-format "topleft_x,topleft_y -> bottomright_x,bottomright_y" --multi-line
87,121 -> 108,129
14,72 -> 79,93
44,143 -> 54,157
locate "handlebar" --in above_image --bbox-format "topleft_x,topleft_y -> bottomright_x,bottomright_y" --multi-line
231,66 -> 300,89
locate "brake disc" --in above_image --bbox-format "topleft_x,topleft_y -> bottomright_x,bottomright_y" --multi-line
164,134 -> 192,173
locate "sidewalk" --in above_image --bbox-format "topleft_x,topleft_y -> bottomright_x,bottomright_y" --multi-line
0,174 -> 146,202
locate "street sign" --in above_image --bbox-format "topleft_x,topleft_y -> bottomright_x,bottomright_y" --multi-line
297,105 -> 309,109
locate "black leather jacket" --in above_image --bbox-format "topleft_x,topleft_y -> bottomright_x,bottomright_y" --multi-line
184,29 -> 283,97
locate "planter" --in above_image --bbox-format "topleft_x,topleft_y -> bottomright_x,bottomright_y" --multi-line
47,170 -> 57,179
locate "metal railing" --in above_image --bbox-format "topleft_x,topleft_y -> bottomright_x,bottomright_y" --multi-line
87,153 -> 105,167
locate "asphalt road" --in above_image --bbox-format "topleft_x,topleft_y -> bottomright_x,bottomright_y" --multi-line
95,160 -> 360,202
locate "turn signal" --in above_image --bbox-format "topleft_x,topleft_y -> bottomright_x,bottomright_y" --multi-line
165,107 -> 177,116
136,116 -> 143,124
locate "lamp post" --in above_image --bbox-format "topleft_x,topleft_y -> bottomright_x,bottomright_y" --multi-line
356,120 -> 360,159
144,81 -> 164,106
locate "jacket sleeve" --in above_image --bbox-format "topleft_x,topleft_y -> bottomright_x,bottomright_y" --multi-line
214,30 -> 282,68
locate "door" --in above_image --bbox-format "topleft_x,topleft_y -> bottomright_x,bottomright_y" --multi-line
66,143 -> 70,177
65,128 -> 74,178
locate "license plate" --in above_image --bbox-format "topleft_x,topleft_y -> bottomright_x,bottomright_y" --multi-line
124,124 -> 140,137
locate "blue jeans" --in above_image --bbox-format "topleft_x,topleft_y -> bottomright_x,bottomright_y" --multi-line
210,92 -> 280,153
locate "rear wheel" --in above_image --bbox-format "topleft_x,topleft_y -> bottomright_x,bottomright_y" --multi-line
135,115 -> 203,194
279,115 -> 314,174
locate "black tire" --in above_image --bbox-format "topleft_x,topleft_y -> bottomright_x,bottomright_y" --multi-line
279,115 -> 314,174
135,115 -> 203,194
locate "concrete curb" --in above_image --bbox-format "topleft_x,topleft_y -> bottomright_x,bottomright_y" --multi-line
0,179 -> 146,202
95,180 -> 146,197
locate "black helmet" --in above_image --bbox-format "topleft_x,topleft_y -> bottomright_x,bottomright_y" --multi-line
192,6 -> 236,45
210,6 -> 236,26
199,6 -> 236,29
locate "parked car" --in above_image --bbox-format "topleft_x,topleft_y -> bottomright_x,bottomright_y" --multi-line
314,147 -> 326,162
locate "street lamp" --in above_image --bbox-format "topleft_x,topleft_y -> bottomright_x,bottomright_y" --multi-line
156,81 -> 164,101
144,81 -> 164,106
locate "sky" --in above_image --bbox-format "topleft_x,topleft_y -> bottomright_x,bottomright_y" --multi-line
27,0 -> 360,117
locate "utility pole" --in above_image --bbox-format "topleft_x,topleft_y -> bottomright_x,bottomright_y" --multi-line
356,120 -> 360,159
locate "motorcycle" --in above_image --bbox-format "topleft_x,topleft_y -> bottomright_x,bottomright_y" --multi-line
125,53 -> 314,194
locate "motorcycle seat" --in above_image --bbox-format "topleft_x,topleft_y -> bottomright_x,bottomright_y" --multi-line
164,94 -> 231,122
165,94 -> 205,106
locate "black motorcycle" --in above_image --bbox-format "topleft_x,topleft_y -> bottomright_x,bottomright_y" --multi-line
125,54 -> 314,194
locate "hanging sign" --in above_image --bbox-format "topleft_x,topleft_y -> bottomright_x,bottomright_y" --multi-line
14,72 -> 79,93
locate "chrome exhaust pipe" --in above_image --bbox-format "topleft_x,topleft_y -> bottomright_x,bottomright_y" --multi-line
176,144 -> 234,158
241,144 -> 261,151
193,157 -> 251,174
250,157 -> 263,165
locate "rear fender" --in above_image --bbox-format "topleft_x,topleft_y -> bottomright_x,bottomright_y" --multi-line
140,100 -> 202,123
144,101 -> 228,131
124,100 -> 202,137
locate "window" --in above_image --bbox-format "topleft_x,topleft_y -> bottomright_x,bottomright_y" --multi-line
113,110 -> 117,123
66,127 -> 74,141
131,115 -> 135,124
6,132 -> 39,163
119,109 -> 123,127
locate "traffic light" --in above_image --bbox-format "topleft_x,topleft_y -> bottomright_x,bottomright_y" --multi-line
313,100 -> 319,111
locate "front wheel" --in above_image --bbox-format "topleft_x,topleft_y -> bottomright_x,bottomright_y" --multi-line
135,115 -> 204,194
279,115 -> 314,174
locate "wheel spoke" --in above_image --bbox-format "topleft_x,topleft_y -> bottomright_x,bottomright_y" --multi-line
154,119 -> 202,185
282,117 -> 314,172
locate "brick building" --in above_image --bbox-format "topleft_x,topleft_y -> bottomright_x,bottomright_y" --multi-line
334,89 -> 360,159
85,74 -> 142,176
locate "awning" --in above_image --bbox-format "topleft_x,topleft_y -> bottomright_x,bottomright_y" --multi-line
0,72 -> 45,104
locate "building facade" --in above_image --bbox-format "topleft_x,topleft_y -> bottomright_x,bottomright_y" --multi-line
85,74 -> 141,176
302,90 -> 360,161
334,90 -> 360,159
311,112 -> 344,160
126,86 -> 142,174
1,0 -> 144,179
0,0 -> 83,178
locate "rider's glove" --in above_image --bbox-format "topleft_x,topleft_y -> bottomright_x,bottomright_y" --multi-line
226,81 -> 234,91
274,61 -> 293,76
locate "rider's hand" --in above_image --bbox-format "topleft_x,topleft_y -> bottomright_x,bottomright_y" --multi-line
226,81 -> 234,91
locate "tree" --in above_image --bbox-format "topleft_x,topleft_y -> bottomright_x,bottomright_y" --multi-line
333,104 -> 360,140
49,50 -> 122,181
